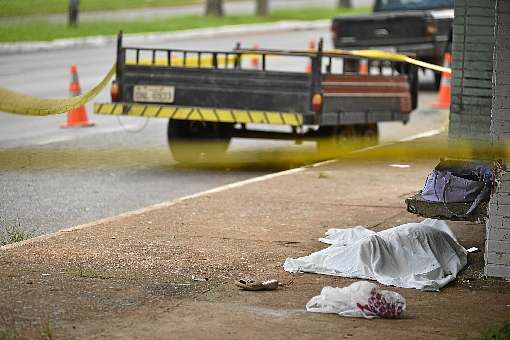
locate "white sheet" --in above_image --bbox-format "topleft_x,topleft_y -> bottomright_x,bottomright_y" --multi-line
284,219 -> 467,291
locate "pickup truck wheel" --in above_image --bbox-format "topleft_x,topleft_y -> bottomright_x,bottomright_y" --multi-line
167,119 -> 232,163
434,72 -> 442,91
343,59 -> 359,74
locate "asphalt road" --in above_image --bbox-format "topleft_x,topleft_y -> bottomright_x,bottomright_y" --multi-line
0,28 -> 444,237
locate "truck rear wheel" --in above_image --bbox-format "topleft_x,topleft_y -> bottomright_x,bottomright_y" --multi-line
167,119 -> 232,163
316,124 -> 378,156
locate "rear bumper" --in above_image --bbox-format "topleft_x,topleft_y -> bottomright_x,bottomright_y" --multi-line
334,39 -> 449,61
319,111 -> 410,126
94,102 -> 304,126
94,102 -> 411,127
394,41 -> 448,60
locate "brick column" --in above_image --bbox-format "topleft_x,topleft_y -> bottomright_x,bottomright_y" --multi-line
449,0 -> 495,145
485,0 -> 510,278
449,0 -> 510,278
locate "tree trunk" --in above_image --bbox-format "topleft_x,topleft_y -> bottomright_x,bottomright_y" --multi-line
68,0 -> 79,27
337,0 -> 352,8
256,0 -> 269,16
205,0 -> 224,16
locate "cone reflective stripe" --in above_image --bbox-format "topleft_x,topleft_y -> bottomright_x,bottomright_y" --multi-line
61,64 -> 95,128
434,52 -> 452,109
69,64 -> 81,95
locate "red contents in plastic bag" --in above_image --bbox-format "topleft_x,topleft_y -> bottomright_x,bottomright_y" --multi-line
357,288 -> 405,318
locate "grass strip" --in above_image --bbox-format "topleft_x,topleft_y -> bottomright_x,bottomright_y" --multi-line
0,0 -> 200,17
480,323 -> 510,340
0,6 -> 369,42
67,268 -> 113,280
0,223 -> 33,246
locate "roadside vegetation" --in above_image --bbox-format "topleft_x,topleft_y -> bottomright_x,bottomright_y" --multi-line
480,323 -> 510,340
0,0 -> 200,17
0,223 -> 33,246
0,6 -> 369,42
0,312 -> 53,340
67,268 -> 112,280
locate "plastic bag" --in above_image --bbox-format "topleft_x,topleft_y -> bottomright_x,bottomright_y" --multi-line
306,281 -> 406,319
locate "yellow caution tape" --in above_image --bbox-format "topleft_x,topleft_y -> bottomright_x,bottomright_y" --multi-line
306,48 -> 451,74
346,49 -> 451,74
0,64 -> 115,116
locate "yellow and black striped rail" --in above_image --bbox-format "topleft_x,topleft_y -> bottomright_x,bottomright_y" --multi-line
94,102 -> 304,126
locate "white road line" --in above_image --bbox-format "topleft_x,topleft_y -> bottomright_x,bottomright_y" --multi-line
399,129 -> 443,142
32,124 -> 146,145
352,128 -> 444,154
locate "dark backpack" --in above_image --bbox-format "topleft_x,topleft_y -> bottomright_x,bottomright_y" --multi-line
421,160 -> 493,215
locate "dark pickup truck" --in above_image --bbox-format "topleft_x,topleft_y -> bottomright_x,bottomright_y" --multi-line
332,0 -> 453,88
94,33 -> 418,163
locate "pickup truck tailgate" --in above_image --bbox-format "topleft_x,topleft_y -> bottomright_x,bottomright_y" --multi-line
332,12 -> 430,48
120,65 -> 312,114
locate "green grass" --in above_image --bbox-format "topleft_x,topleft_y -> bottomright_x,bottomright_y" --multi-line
0,0 -> 201,17
67,268 -> 112,280
0,6 -> 370,42
0,223 -> 33,246
38,320 -> 53,340
0,312 -> 53,340
480,323 -> 510,340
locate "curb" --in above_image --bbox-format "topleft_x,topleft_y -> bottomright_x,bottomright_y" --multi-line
0,128 -> 442,251
0,20 -> 330,55
0,166 -> 305,251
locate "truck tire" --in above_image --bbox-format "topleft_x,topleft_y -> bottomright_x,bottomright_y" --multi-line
359,123 -> 379,147
316,124 -> 378,157
343,59 -> 359,74
167,119 -> 232,163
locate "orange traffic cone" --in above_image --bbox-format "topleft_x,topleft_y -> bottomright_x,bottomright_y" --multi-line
305,62 -> 312,73
308,38 -> 316,51
305,39 -> 316,73
250,44 -> 260,69
61,64 -> 94,128
434,52 -> 452,109
358,59 -> 369,75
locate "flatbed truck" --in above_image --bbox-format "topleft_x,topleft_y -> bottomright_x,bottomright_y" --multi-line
94,33 -> 418,162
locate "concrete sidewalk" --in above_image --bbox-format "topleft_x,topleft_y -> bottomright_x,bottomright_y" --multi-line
1,137 -> 509,339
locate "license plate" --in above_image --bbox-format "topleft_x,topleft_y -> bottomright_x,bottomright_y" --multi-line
133,85 -> 175,103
